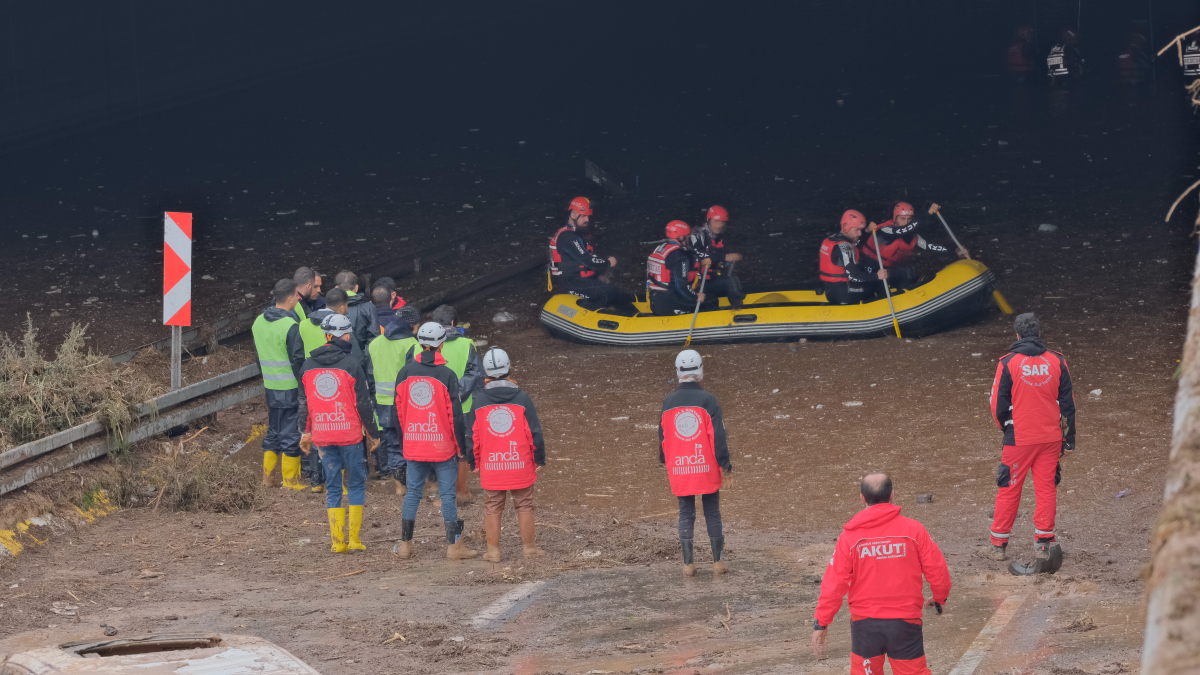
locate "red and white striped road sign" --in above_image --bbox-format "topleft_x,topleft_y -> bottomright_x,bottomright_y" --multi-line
163,212 -> 192,326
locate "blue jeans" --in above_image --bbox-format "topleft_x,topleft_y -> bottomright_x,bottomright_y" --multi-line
376,404 -> 403,473
402,458 -> 458,522
319,443 -> 368,509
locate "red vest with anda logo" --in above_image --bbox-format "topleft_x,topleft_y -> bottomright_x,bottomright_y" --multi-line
472,403 -> 537,490
302,369 -> 364,447
661,406 -> 722,496
395,373 -> 460,462
646,242 -> 682,293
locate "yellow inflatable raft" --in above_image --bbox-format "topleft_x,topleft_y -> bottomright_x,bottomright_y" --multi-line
541,259 -> 998,345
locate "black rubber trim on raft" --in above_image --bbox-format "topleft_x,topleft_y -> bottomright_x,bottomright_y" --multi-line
540,271 -> 996,345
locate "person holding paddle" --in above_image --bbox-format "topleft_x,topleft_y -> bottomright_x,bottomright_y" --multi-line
819,210 -> 888,305
647,221 -> 716,316
861,202 -> 970,290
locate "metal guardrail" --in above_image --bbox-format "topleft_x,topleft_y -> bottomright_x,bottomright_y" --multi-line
0,364 -> 263,496
1,251 -> 546,495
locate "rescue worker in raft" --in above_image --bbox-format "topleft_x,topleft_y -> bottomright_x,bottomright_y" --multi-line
648,221 -> 715,316
297,313 -> 381,553
860,202 -> 970,291
548,196 -> 636,309
819,210 -> 887,305
688,205 -> 745,306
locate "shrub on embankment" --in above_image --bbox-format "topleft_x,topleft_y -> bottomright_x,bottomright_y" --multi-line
0,315 -> 151,451
101,442 -> 267,513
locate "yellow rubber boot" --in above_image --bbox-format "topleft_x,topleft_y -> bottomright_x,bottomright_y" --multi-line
348,505 -> 366,552
262,451 -> 281,487
281,455 -> 305,490
327,508 -> 348,553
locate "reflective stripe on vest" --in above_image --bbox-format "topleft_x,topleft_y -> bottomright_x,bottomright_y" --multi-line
369,335 -> 417,405
646,242 -> 681,293
472,403 -> 537,491
661,405 -> 722,497
819,236 -> 853,284
302,367 -> 363,446
439,337 -> 475,413
1047,45 -> 1068,77
548,225 -> 596,278
395,375 -> 459,462
252,313 -> 299,390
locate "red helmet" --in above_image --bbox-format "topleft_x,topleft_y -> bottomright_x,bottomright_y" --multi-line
568,196 -> 593,216
665,220 -> 691,240
706,205 -> 729,222
840,209 -> 866,234
893,202 -> 915,219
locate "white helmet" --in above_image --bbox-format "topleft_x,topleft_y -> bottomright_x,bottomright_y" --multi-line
482,347 -> 511,377
416,321 -> 447,348
320,313 -> 353,337
675,349 -> 703,381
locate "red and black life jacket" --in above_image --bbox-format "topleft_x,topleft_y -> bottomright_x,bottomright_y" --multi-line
471,403 -> 537,491
819,234 -> 856,284
302,368 -> 364,447
549,225 -> 596,278
395,368 -> 460,462
646,242 -> 682,293
661,405 -> 722,496
859,220 -> 919,266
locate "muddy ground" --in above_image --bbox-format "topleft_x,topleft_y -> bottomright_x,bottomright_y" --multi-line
0,39 -> 1196,675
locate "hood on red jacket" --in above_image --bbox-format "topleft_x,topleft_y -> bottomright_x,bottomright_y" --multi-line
844,503 -> 902,530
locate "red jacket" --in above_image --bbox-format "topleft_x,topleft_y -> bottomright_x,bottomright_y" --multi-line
990,337 -> 1075,447
814,504 -> 951,626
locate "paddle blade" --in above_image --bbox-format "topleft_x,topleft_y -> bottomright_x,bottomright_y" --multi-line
892,317 -> 903,339
993,290 -> 1014,314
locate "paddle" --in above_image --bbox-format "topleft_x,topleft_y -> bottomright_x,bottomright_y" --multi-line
931,207 -> 1013,314
870,227 -> 903,339
684,259 -> 711,346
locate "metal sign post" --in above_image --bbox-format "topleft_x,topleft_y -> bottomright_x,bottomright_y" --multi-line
163,212 -> 193,391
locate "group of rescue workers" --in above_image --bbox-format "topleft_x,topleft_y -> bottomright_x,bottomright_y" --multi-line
251,201 -> 1075,673
549,195 -> 969,313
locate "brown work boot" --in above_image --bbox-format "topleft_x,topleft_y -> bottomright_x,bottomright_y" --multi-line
518,511 -> 545,558
455,461 -> 474,505
482,514 -> 502,562
711,536 -> 728,575
396,520 -> 415,559
393,477 -> 407,497
989,543 -> 1008,561
446,519 -> 478,560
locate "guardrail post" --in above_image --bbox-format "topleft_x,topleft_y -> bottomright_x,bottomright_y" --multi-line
170,326 -> 182,390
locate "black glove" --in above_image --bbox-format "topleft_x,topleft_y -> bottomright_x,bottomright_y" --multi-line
813,620 -> 826,630
1061,440 -> 1075,455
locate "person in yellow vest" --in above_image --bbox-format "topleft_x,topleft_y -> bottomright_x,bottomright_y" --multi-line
406,304 -> 481,506
251,279 -> 307,489
367,305 -> 421,492
297,313 -> 381,553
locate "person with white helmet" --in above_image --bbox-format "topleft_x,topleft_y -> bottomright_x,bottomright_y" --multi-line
659,349 -> 733,577
296,313 -> 381,553
465,347 -> 547,563
393,322 -> 477,561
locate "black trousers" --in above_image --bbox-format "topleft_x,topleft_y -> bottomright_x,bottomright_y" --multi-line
703,276 -> 744,303
678,491 -> 723,539
850,618 -> 928,674
558,275 -> 635,307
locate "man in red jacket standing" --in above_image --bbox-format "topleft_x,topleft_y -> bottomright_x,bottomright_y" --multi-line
988,312 -> 1075,572
812,473 -> 951,675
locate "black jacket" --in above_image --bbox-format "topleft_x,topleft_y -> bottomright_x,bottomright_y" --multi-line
396,349 -> 467,458
553,225 -> 611,278
464,379 -> 546,471
689,226 -> 729,273
368,304 -> 398,339
345,291 -> 375,351
658,382 -> 732,472
296,341 -> 380,439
